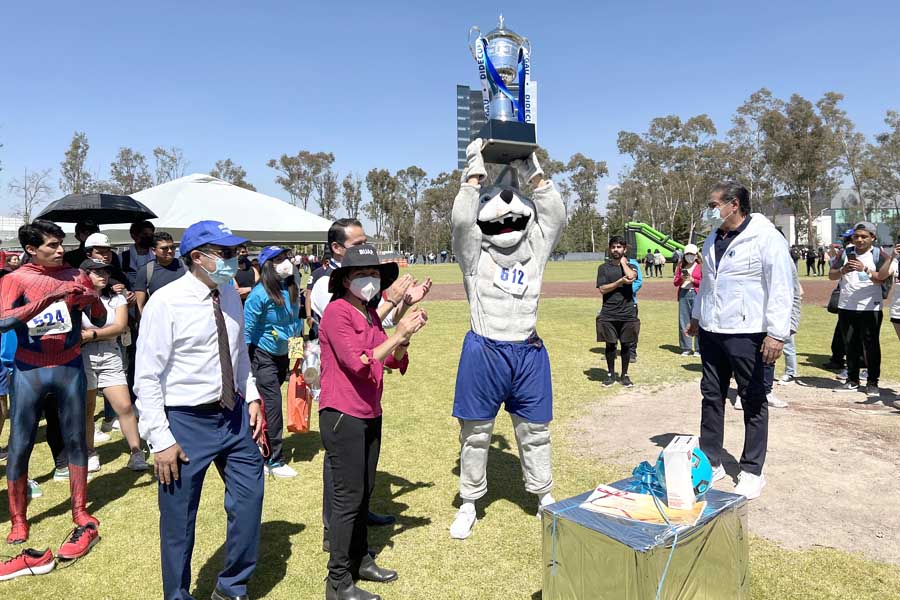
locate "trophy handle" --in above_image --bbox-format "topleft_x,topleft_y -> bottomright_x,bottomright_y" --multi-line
468,26 -> 481,59
522,37 -> 532,56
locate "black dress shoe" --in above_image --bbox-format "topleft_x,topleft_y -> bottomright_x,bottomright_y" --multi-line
211,587 -> 249,600
357,555 -> 398,583
325,579 -> 381,600
366,511 -> 395,526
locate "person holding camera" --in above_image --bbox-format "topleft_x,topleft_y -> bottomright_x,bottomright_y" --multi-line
673,243 -> 702,356
830,221 -> 889,397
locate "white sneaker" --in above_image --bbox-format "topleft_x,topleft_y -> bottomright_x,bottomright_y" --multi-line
111,418 -> 121,431
264,462 -> 298,478
733,396 -> 743,411
87,452 -> 101,473
776,374 -> 795,386
680,351 -> 692,356
93,430 -> 111,443
767,393 -> 788,408
537,493 -> 556,518
734,471 -> 766,500
450,503 -> 477,540
711,465 -> 727,483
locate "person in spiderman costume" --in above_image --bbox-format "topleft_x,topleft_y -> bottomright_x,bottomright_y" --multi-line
0,219 -> 106,558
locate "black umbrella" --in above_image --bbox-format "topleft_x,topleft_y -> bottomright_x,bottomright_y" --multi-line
37,193 -> 157,225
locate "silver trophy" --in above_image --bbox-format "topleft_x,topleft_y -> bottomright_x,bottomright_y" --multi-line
468,15 -> 537,164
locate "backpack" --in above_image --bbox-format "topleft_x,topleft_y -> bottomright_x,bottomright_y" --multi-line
145,261 -> 155,288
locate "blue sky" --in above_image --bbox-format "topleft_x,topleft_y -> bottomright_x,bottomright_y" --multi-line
1,1 -> 898,218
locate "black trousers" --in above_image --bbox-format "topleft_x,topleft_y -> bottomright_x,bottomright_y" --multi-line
838,309 -> 882,385
250,348 -> 289,464
830,322 -> 845,366
320,409 -> 381,585
698,329 -> 771,476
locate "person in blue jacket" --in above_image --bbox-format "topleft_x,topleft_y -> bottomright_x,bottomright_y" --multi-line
0,328 -> 16,463
627,256 -> 643,363
244,246 -> 303,478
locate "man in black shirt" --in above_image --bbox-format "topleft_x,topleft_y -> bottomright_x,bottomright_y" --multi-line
596,236 -> 640,387
134,232 -> 185,317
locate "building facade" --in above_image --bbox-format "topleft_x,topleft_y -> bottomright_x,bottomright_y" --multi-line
456,85 -> 487,169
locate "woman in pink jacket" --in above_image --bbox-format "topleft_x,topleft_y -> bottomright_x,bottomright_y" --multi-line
673,243 -> 702,356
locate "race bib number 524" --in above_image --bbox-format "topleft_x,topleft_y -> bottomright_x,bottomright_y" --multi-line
27,300 -> 72,337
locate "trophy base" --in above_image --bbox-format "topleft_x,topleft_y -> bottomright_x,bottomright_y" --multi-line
476,120 -> 537,164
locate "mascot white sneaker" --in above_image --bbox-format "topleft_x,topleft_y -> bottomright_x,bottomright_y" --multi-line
449,138 -> 566,540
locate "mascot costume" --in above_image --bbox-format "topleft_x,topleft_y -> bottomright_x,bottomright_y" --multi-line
449,138 -> 566,540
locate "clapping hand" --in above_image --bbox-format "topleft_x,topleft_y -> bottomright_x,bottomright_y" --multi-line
397,306 -> 428,341
404,277 -> 433,305
386,274 -> 414,306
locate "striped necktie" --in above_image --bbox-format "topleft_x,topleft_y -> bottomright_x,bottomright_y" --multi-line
210,289 -> 236,410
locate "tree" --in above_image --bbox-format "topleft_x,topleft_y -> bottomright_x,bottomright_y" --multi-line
108,147 -> 152,194
364,168 -> 397,242
870,110 -> 900,222
309,153 -> 337,217
317,169 -> 340,219
817,92 -> 876,218
210,158 -> 256,191
59,131 -> 93,194
727,88 -> 782,217
267,150 -> 326,209
395,165 -> 428,253
341,173 -> 363,219
761,94 -> 840,244
419,171 -> 460,254
8,168 -> 52,224
153,146 -> 188,184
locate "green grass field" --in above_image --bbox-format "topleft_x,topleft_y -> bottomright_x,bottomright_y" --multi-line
399,261 -> 839,285
2,299 -> 899,599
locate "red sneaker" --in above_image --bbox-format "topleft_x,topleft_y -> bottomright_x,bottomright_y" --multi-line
57,524 -> 99,560
0,548 -> 55,581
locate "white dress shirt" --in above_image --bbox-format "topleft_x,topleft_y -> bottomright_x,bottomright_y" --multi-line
135,270 -> 260,453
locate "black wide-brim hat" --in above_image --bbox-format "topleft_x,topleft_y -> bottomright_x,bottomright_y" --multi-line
328,244 -> 400,297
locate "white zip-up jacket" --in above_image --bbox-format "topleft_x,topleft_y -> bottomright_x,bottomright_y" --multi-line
691,213 -> 794,341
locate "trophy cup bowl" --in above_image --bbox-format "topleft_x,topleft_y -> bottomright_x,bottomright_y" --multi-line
468,16 -> 537,164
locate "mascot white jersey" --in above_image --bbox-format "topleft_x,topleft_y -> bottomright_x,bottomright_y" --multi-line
449,139 -> 566,540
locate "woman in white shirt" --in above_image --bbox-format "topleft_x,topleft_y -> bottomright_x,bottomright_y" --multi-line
80,259 -> 148,471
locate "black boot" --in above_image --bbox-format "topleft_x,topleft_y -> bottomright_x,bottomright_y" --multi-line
357,554 -> 398,583
325,578 -> 381,600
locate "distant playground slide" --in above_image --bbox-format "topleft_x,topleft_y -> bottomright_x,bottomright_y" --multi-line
624,222 -> 686,260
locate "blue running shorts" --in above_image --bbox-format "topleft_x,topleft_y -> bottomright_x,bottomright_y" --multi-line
452,330 -> 553,423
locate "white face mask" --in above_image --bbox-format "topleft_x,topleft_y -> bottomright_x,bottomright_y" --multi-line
349,276 -> 380,302
684,254 -> 696,263
274,259 -> 293,280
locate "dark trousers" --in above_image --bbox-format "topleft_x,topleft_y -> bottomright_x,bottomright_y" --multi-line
320,409 -> 381,585
250,348 -> 289,464
6,363 -> 87,482
806,260 -> 816,276
698,330 -> 771,476
830,322 -> 845,366
838,309 -> 882,385
159,403 -> 264,600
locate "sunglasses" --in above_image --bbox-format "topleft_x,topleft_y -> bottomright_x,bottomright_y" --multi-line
201,247 -> 238,260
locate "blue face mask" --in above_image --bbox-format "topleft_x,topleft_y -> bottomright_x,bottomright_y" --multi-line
701,207 -> 723,229
201,253 -> 239,285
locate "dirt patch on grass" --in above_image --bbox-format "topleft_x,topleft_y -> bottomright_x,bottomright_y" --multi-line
569,376 -> 900,564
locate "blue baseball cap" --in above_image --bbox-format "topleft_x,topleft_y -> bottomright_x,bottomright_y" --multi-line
180,221 -> 248,255
258,245 -> 287,266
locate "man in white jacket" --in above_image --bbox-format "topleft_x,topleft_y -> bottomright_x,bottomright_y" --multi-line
685,182 -> 794,500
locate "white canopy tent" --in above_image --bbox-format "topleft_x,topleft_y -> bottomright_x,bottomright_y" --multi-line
57,173 -> 332,246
